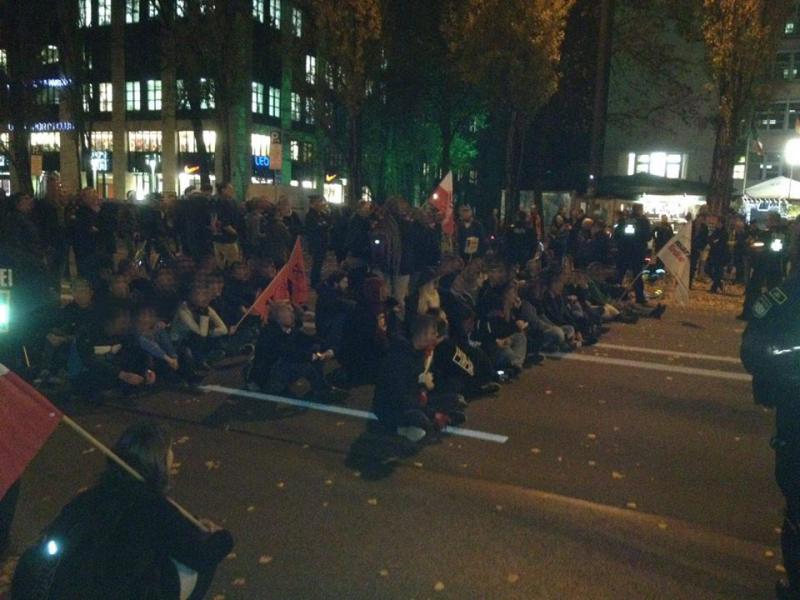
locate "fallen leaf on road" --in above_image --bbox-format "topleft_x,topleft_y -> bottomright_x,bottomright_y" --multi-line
336,421 -> 345,427
612,471 -> 625,480
598,399 -> 607,405
734,437 -> 742,442
777,564 -> 787,573
434,581 -> 445,592
545,390 -> 553,395
658,522 -> 668,530
176,436 -> 190,445
557,456 -> 563,463
81,447 -> 95,455
259,555 -> 273,565
776,527 -> 783,534
665,376 -> 673,381
247,506 -> 255,512
322,502 -> 329,507
212,595 -> 225,600
507,574 -> 520,584
413,462 -> 424,468
613,427 -> 620,432
353,471 -> 361,478
765,550 -> 775,558
379,569 -> 389,577
226,553 -> 237,560
588,461 -> 596,467
276,481 -> 285,489
205,461 -> 221,470
325,479 -> 333,486
367,498 -> 378,506
530,448 -> 541,455
587,433 -> 597,440
626,502 -> 638,510
232,578 -> 246,586
302,444 -> 310,449
460,463 -> 469,468
495,505 -> 503,512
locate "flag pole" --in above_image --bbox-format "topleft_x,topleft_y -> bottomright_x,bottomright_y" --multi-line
60,415 -> 206,530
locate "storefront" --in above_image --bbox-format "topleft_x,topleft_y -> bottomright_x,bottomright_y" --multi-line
740,177 -> 800,223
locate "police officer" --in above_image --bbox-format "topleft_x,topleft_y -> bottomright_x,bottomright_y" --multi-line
613,203 -> 651,304
741,271 -> 800,599
741,212 -> 788,321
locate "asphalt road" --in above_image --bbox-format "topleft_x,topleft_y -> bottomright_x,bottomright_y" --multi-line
2,300 -> 786,599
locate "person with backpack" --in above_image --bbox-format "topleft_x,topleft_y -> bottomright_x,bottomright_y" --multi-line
12,422 -> 233,600
740,271 -> 800,599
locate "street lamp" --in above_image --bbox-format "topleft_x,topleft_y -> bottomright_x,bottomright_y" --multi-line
784,138 -> 800,200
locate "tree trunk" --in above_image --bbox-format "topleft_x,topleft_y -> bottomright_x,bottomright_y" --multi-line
347,111 -> 362,207
707,114 -> 736,216
504,109 -> 520,221
441,117 -> 453,176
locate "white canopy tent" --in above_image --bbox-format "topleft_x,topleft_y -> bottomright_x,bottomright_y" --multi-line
743,176 -> 800,201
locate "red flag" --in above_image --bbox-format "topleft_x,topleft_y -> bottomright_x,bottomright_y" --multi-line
286,238 -> 309,305
429,172 -> 455,236
0,364 -> 63,497
248,268 -> 289,322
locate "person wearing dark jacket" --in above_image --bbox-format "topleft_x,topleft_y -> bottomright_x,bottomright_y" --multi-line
338,276 -> 390,385
315,271 -> 355,356
456,205 -> 488,261
305,195 -> 332,287
372,314 -> 466,443
690,214 -> 709,289
12,422 -> 233,599
505,211 -> 537,269
613,204 -> 651,304
345,201 -> 374,265
72,188 -> 104,282
707,220 -> 730,294
250,303 -> 342,400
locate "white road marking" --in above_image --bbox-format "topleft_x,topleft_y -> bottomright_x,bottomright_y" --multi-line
544,353 -> 752,382
595,343 -> 741,364
200,384 -> 509,444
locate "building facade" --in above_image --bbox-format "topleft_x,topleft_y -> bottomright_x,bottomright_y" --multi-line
0,0 -> 340,202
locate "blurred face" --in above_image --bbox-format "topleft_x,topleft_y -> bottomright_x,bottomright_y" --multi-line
413,325 -> 438,350
222,184 -> 234,199
17,195 -> 34,214
155,271 -> 176,292
277,306 -> 294,328
135,310 -> 157,333
190,288 -> 210,308
487,267 -> 506,287
459,207 -> 472,222
73,284 -> 93,307
336,276 -> 349,292
357,202 -> 372,217
107,314 -> 131,336
209,280 -> 223,298
110,278 -> 130,299
233,264 -> 250,280
261,263 -> 277,278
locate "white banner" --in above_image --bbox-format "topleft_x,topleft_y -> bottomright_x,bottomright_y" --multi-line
656,223 -> 692,306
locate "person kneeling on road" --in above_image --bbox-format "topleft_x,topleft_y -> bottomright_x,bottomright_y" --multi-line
249,302 -> 346,402
372,314 -> 467,443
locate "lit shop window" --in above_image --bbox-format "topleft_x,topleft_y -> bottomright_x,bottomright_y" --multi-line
128,130 -> 163,152
30,132 -> 61,152
253,0 -> 264,22
305,55 -> 316,84
90,131 -> 114,151
79,0 -> 92,27
178,131 -> 216,153
251,133 -> 270,156
292,7 -> 302,37
755,104 -> 787,130
98,0 -> 111,25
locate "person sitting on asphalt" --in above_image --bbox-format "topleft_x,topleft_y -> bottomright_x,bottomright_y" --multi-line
68,303 -> 156,402
249,302 -> 345,402
170,283 -> 229,372
133,304 -> 202,385
12,422 -> 234,599
315,270 -> 356,359
36,277 -> 96,386
372,314 -> 467,443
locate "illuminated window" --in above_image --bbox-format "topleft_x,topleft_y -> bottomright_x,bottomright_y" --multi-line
99,82 -> 113,112
733,162 -> 745,180
776,53 -> 793,80
305,55 -> 316,84
126,0 -> 140,22
626,152 -> 684,179
268,86 -> 281,118
41,45 -> 59,65
469,169 -> 478,185
252,82 -> 264,113
79,0 -> 92,26
199,78 -> 214,109
304,97 -> 315,124
126,81 -> 140,111
147,80 -> 162,111
36,85 -> 59,106
30,132 -> 61,152
253,0 -> 264,22
0,50 -> 6,71
251,133 -> 270,156
290,139 -> 299,160
90,131 -> 114,151
270,0 -> 281,28
176,0 -> 185,16
83,83 -> 94,112
98,0 -> 111,25
177,130 -> 216,153
302,141 -> 314,163
148,0 -> 159,18
128,130 -> 163,152
291,7 -> 302,36
291,92 -> 301,121
756,103 -> 787,130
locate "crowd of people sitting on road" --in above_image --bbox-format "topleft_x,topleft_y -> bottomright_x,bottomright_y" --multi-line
0,176 -> 675,445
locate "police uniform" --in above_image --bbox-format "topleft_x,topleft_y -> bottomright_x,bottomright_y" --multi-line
741,272 -> 800,596
742,226 -> 789,319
